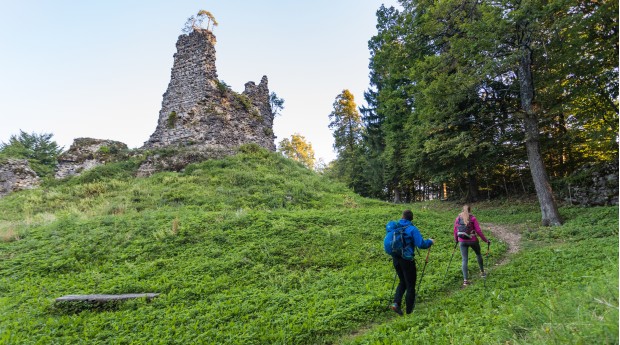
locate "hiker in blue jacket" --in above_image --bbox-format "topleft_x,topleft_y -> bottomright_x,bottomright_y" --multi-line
389,209 -> 434,315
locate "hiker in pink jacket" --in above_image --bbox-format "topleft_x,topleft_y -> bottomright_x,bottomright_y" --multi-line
453,204 -> 490,287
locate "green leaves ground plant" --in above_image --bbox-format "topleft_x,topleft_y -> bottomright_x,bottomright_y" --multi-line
0,150 -> 616,344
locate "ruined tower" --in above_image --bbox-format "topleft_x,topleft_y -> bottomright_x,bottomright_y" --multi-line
143,28 -> 276,151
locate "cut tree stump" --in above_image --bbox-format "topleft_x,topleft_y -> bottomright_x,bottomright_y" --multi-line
55,293 -> 160,303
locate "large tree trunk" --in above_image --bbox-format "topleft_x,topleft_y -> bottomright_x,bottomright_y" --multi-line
466,160 -> 479,202
518,45 -> 563,226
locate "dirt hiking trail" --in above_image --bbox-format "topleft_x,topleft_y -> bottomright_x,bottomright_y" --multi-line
482,223 -> 521,265
338,223 -> 522,344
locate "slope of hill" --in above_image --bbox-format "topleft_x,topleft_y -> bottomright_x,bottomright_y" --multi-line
0,147 -> 617,344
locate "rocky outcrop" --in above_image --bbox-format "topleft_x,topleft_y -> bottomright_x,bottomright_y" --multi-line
142,28 -> 276,152
136,145 -> 235,177
566,162 -> 619,206
0,159 -> 40,197
55,138 -> 128,179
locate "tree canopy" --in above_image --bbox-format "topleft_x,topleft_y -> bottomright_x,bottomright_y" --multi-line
277,134 -> 316,170
269,92 -> 285,117
183,9 -> 218,33
330,0 -> 617,224
0,131 -> 64,178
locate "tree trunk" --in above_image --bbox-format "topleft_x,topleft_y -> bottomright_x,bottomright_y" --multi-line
393,186 -> 402,203
467,174 -> 479,202
466,160 -> 479,202
518,45 -> 563,226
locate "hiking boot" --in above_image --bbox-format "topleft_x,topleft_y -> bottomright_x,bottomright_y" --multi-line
481,271 -> 487,278
390,303 -> 403,316
462,280 -> 471,287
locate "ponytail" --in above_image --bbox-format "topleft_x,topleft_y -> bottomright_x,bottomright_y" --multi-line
459,204 -> 471,225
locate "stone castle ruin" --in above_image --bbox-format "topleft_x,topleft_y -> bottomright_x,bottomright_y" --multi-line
44,26 -> 277,181
0,25 -> 278,191
143,28 -> 276,152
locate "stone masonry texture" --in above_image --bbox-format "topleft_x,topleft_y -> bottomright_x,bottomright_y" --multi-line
0,159 -> 40,197
142,28 -> 276,151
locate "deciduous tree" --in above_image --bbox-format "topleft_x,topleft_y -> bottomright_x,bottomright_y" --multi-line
277,134 -> 316,170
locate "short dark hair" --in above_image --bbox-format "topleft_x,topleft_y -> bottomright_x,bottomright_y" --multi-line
402,209 -> 413,221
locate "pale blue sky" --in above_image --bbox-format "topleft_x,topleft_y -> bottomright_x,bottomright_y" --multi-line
0,1 -> 399,162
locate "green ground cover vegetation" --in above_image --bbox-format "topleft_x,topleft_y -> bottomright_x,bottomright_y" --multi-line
0,149 -> 617,344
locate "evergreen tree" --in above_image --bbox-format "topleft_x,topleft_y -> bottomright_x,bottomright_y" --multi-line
328,90 -> 370,194
0,131 -> 64,178
269,92 -> 285,117
364,0 -> 616,223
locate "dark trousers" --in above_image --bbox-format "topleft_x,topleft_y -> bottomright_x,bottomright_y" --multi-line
460,241 -> 484,280
392,255 -> 417,314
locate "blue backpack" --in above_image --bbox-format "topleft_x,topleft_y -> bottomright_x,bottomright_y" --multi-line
383,221 -> 410,259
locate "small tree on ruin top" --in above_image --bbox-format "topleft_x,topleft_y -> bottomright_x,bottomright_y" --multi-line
183,10 -> 218,34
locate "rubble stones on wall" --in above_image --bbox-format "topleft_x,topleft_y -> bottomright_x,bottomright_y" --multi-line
55,138 -> 128,179
142,28 -> 276,153
136,145 -> 235,177
0,158 -> 40,197
565,162 -> 619,206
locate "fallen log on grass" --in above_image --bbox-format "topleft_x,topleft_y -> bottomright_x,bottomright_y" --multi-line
55,293 -> 159,303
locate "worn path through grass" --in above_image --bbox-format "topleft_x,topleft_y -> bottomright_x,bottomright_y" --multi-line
338,223 -> 521,344
483,223 -> 521,265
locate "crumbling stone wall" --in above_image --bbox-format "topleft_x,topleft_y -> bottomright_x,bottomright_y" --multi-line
0,159 -> 40,197
566,162 -> 619,206
55,138 -> 128,179
142,28 -> 276,152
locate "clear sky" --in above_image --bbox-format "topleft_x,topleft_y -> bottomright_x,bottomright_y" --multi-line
0,1 -> 400,163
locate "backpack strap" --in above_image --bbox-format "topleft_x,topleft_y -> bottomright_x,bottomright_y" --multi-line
456,216 -> 473,239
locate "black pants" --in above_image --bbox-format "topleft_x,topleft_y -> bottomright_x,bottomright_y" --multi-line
392,255 -> 417,314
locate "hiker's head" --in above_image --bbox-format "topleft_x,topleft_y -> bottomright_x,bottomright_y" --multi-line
402,209 -> 413,221
462,204 -> 471,214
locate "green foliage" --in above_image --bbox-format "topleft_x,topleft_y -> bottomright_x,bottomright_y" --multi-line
343,235 -> 618,345
0,130 -> 64,178
329,89 -> 362,154
277,134 -> 316,170
216,79 -> 231,94
98,146 -> 111,154
235,93 -> 253,112
328,90 -> 372,197
358,0 -> 618,203
0,150 -> 616,344
263,127 -> 274,137
269,91 -> 285,117
167,111 -> 178,129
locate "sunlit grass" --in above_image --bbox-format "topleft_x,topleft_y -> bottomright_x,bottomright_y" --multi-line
0,148 -> 616,344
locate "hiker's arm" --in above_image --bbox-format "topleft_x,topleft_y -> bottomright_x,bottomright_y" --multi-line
472,216 -> 489,243
453,218 -> 459,242
412,226 -> 433,249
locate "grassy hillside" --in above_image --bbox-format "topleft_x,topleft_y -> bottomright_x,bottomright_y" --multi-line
0,148 -> 617,344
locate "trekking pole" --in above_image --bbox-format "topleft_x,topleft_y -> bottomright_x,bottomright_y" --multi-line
443,242 -> 458,284
415,246 -> 432,304
390,270 -> 397,304
484,241 -> 491,288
